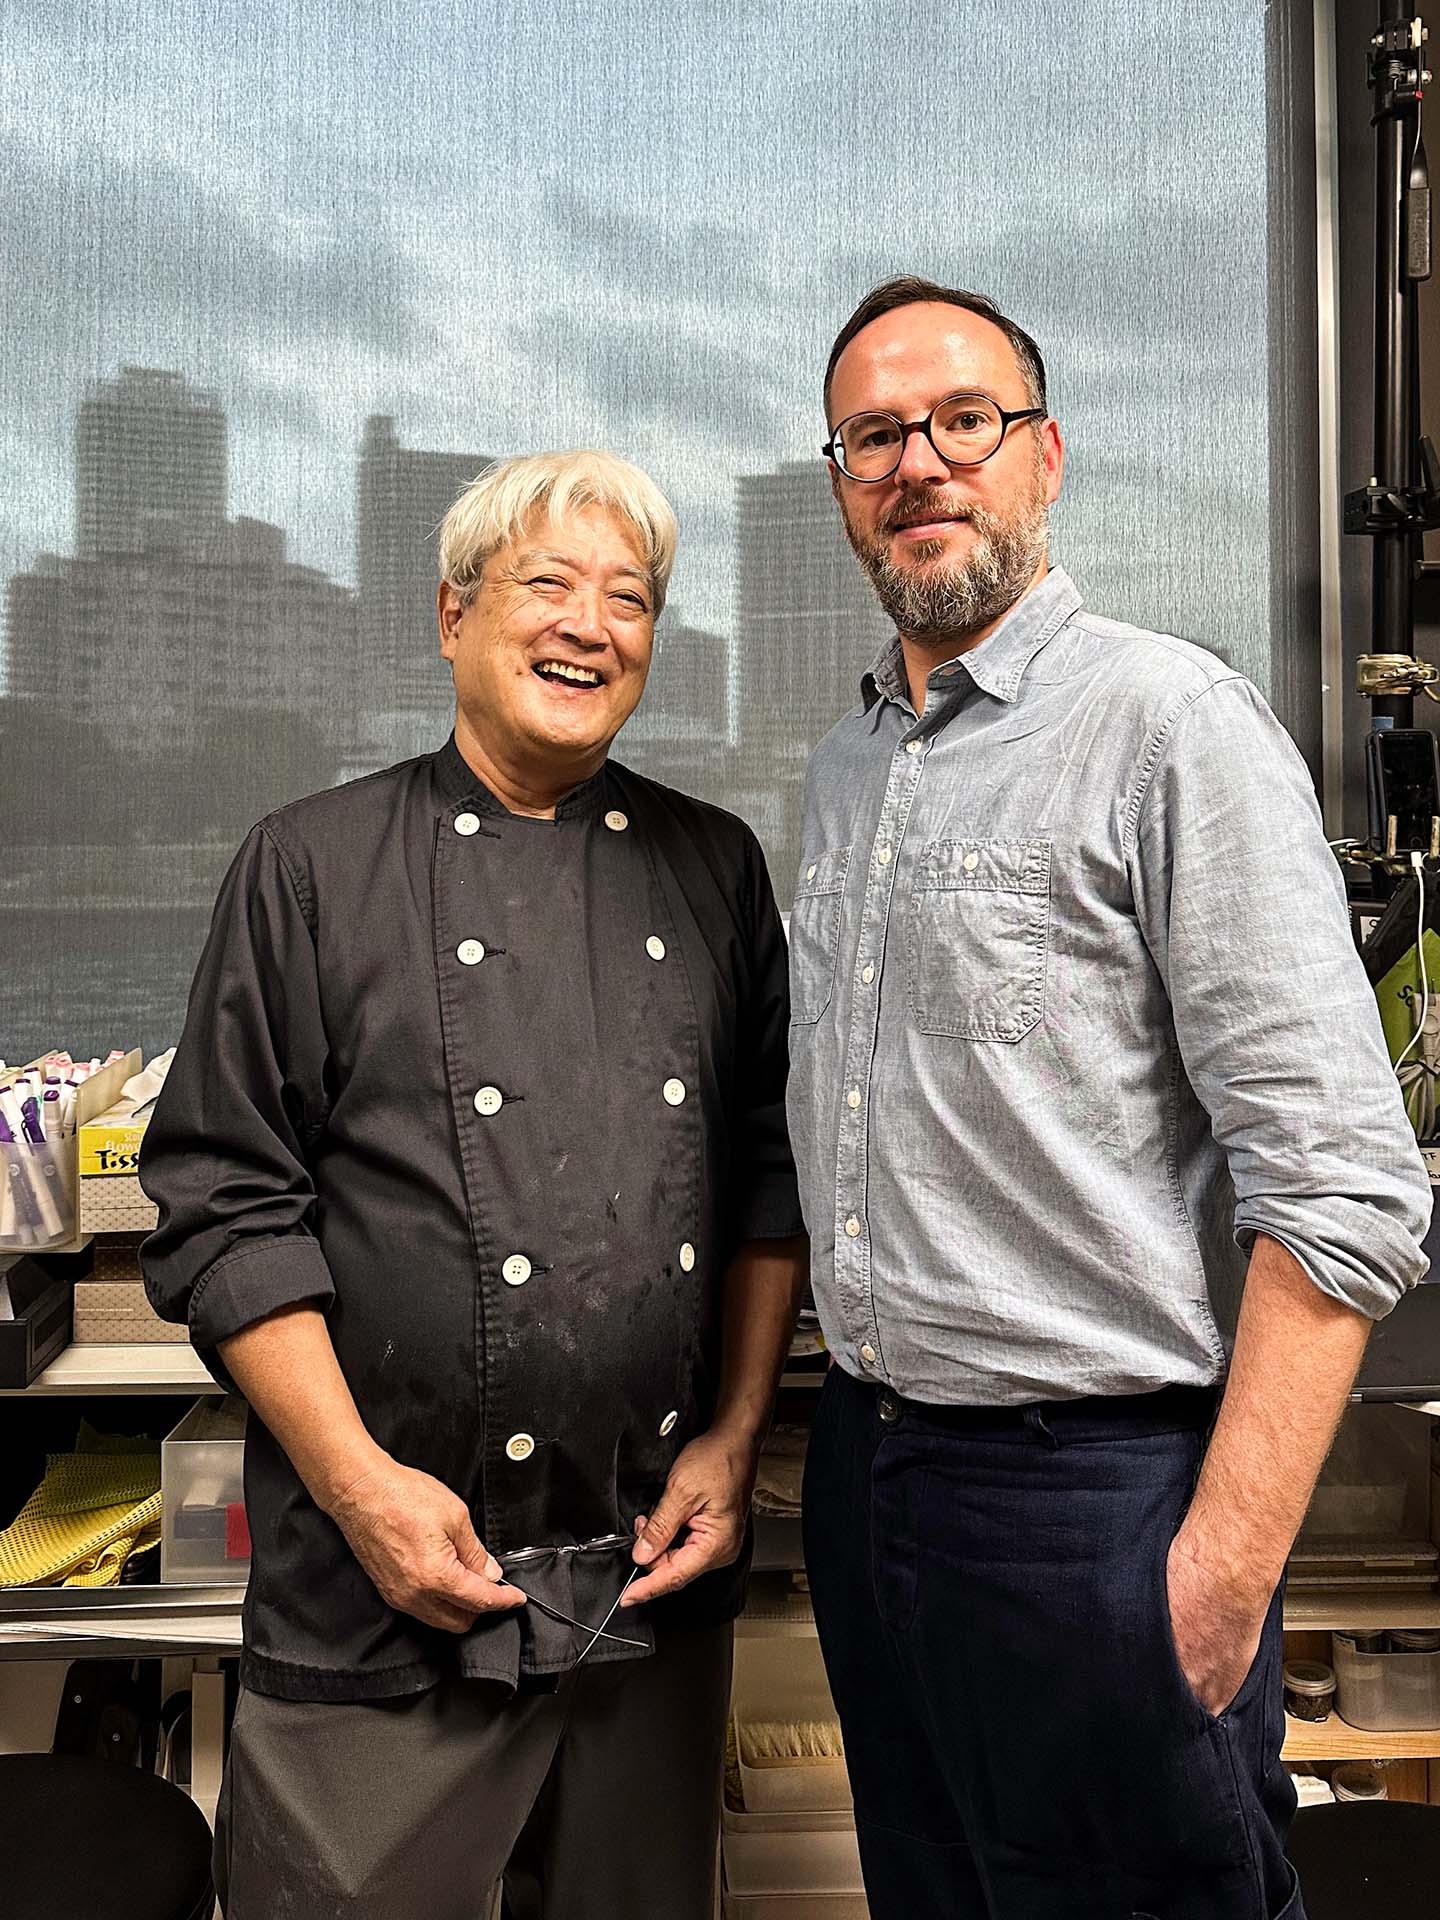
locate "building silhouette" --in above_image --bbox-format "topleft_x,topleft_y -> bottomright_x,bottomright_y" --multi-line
8,371 -> 356,773
356,416 -> 491,738
732,459 -> 891,879
75,367 -> 227,560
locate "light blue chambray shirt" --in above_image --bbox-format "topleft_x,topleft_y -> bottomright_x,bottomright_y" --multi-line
786,566 -> 1431,1405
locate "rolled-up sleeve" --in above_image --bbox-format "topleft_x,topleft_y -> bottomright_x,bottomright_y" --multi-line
139,821 -> 336,1383
730,829 -> 806,1245
1129,676 -> 1430,1319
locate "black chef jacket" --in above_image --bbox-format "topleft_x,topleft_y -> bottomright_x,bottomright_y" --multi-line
139,735 -> 803,1701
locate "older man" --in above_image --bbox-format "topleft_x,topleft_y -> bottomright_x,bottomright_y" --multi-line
141,450 -> 806,1919
790,277 -> 1431,1919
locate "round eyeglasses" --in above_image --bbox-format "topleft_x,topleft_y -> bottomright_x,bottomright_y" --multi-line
822,392 -> 1046,483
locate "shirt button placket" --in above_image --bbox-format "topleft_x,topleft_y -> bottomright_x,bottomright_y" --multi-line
837,736 -> 925,1370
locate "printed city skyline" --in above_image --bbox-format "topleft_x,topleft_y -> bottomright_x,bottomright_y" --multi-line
0,0 -> 1296,1057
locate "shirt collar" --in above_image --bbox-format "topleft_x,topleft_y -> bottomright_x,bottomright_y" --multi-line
861,566 -> 1083,713
431,732 -> 610,821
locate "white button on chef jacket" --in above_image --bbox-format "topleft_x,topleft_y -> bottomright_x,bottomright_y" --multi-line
474,1086 -> 504,1116
844,1215 -> 861,1238
646,936 -> 666,961
457,940 -> 485,965
679,1242 -> 696,1272
502,1254 -> 532,1286
663,1078 -> 686,1106
506,1433 -> 535,1461
605,810 -> 629,832
658,1411 -> 678,1437
860,1343 -> 878,1365
454,812 -> 481,836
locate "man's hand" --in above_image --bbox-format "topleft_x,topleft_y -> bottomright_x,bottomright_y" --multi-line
324,1455 -> 527,1634
1165,1522 -> 1270,1718
620,1426 -> 759,1606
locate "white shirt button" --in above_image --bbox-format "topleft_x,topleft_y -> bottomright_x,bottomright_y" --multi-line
905,740 -> 922,755
474,1086 -> 504,1117
605,810 -> 629,832
663,1078 -> 687,1106
502,1254 -> 532,1287
963,851 -> 980,873
876,844 -> 892,865
505,1432 -> 535,1461
844,1215 -> 861,1239
679,1242 -> 696,1272
658,1411 -> 679,1437
806,863 -> 818,881
861,964 -> 875,985
457,940 -> 485,965
646,936 -> 666,961
846,1088 -> 861,1110
860,1343 -> 878,1365
454,812 -> 481,836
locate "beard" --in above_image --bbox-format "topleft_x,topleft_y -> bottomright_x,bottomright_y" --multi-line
842,469 -> 1050,642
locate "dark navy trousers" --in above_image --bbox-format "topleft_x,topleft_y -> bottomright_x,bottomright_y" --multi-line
802,1365 -> 1305,1920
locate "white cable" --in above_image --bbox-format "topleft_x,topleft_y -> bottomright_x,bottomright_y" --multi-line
1395,852 -> 1437,1137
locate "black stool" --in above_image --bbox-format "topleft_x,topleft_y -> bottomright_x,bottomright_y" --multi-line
1289,1801 -> 1440,1918
0,1752 -> 214,1919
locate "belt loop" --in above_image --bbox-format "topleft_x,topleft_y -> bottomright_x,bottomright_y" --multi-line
1022,1406 -> 1060,1448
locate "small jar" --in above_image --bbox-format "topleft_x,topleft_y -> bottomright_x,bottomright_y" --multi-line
1283,1661 -> 1336,1722
1387,1628 -> 1440,1652
1331,1762 -> 1387,1803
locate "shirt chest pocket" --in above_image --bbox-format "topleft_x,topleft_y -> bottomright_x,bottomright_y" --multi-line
789,845 -> 851,1024
908,838 -> 1051,1041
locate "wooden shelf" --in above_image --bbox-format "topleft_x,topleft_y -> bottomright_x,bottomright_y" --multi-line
1284,1590 -> 1440,1631
1283,1712 -> 1440,1761
0,1342 -> 222,1396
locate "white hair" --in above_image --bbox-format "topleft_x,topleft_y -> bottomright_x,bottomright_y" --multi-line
437,449 -> 678,614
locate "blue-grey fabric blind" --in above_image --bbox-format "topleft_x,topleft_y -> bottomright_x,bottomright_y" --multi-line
0,0 -> 1316,1055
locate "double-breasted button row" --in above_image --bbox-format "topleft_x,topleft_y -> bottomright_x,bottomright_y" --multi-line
504,1409 -> 681,1466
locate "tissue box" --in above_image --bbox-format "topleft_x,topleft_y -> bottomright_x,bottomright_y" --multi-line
78,1097 -> 158,1233
73,1280 -> 187,1344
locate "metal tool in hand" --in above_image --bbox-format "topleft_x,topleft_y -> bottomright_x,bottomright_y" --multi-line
498,1533 -> 649,1666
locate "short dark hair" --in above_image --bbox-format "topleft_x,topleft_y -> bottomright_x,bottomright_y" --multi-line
823,276 -> 1048,421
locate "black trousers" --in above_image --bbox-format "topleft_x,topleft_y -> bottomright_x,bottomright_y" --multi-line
802,1366 -> 1305,1920
215,1622 -> 732,1918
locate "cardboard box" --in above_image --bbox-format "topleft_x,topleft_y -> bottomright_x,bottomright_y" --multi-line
0,1049 -> 141,1255
73,1280 -> 187,1344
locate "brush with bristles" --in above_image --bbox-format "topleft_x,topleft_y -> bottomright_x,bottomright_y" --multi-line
738,1718 -> 846,1766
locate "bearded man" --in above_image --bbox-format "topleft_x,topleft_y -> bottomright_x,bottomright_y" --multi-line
787,278 -> 1429,1920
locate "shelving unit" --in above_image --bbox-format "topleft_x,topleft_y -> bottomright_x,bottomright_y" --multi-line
0,1338 -> 235,1827
1283,1714 -> 1440,1764
0,1342 -> 222,1397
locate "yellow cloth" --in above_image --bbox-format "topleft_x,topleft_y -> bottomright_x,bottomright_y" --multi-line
0,1422 -> 162,1588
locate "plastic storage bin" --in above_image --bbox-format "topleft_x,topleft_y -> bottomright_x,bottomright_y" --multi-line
1333,1631 -> 1440,1731
722,1806 -> 862,1897
723,1893 -> 870,1918
732,1634 -> 852,1813
0,1135 -> 77,1251
161,1397 -> 250,1584
721,1889 -> 867,1920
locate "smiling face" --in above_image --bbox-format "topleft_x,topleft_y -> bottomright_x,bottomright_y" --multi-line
438,502 -> 656,795
827,301 -> 1064,647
